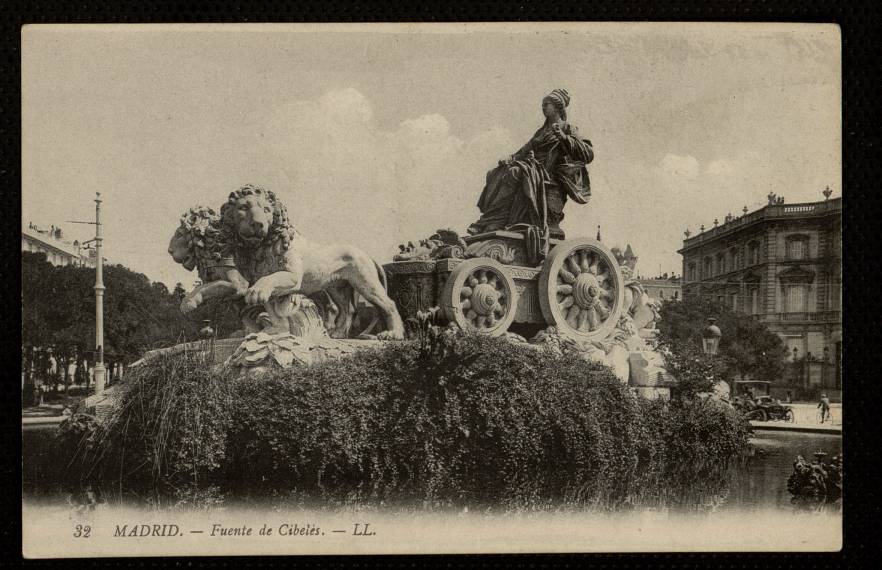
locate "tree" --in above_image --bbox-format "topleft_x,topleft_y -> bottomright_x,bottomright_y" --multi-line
657,297 -> 787,386
21,253 -> 203,381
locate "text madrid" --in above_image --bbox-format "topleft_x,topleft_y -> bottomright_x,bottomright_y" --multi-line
113,523 -> 375,537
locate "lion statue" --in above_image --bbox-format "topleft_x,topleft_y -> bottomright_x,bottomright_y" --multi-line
168,206 -> 342,337
216,184 -> 405,340
167,206 -> 250,314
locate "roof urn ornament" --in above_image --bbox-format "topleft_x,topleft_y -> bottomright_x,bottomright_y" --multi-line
684,228 -> 691,238
823,186 -> 833,200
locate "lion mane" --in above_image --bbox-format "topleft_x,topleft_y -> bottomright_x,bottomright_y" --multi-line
172,206 -> 230,282
217,184 -> 296,253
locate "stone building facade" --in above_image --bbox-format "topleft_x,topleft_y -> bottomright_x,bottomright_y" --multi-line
638,277 -> 681,302
22,222 -> 96,268
678,192 -> 841,392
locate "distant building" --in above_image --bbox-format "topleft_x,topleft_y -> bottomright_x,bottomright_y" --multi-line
22,222 -> 96,268
678,190 -> 841,392
638,276 -> 681,302
610,243 -> 681,302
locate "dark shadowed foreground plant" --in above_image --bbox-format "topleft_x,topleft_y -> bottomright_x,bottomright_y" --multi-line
63,334 -> 750,510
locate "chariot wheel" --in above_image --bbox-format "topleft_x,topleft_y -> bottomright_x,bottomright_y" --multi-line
441,258 -> 518,336
538,238 -> 624,341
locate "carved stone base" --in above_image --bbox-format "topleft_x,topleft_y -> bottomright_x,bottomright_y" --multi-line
630,387 -> 671,401
628,350 -> 675,388
225,332 -> 382,378
463,230 -> 564,267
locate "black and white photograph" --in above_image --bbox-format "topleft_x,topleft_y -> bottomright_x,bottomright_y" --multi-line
20,22 -> 842,556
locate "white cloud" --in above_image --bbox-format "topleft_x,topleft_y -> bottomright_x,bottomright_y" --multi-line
706,159 -> 736,177
659,153 -> 700,179
261,88 -> 514,261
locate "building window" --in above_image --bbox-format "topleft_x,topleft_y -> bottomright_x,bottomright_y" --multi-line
785,284 -> 807,313
704,257 -> 712,278
749,287 -> 760,314
688,263 -> 696,283
729,248 -> 738,271
716,253 -> 725,275
748,241 -> 760,265
731,293 -> 738,311
786,235 -> 809,260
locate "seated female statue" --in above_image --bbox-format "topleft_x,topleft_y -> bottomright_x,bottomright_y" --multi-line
467,88 -> 594,240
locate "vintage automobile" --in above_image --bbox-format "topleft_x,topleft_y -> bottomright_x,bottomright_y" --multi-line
733,395 -> 795,422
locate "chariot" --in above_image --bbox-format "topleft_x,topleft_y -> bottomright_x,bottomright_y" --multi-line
384,230 -> 626,340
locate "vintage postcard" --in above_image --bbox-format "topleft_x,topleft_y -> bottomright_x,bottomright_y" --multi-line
21,22 -> 842,557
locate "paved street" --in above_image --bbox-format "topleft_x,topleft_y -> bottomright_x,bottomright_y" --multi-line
751,402 -> 842,434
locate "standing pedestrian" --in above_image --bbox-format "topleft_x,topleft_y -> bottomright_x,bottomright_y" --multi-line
817,393 -> 831,423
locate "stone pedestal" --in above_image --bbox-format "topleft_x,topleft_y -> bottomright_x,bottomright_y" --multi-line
631,387 -> 671,401
628,350 -> 675,388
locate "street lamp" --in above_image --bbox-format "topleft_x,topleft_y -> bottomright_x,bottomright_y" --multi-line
702,317 -> 722,356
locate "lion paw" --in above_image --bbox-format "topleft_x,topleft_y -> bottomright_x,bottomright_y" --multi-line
181,297 -> 200,314
377,329 -> 405,341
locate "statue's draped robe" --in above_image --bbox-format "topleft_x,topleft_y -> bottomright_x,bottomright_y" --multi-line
470,122 -> 593,235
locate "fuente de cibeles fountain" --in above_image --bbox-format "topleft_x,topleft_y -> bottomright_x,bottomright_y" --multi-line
96,89 -> 676,398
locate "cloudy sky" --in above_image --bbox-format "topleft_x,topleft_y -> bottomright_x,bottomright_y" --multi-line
22,23 -> 840,288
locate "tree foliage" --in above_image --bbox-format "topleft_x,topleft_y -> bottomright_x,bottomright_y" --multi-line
657,296 -> 787,386
64,335 -> 751,510
21,252 -> 239,370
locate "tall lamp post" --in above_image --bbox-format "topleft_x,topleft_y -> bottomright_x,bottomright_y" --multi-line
702,317 -> 724,398
702,317 -> 722,356
67,192 -> 106,395
93,193 -> 106,395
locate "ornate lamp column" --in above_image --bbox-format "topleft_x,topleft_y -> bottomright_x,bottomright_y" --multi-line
702,317 -> 722,356
93,193 -> 106,395
701,317 -> 725,399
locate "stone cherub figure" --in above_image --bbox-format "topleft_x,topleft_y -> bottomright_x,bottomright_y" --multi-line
393,229 -> 467,261
467,88 -> 594,240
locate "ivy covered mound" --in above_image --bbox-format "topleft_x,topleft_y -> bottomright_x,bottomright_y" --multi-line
63,335 -> 751,510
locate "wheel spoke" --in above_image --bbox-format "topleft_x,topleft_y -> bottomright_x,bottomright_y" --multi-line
597,271 -> 608,283
461,286 -> 473,298
485,314 -> 496,328
566,256 -> 581,276
557,284 -> 573,295
492,302 -> 504,315
478,271 -> 488,284
468,276 -> 478,287
559,269 -> 576,284
461,299 -> 472,311
579,251 -> 590,273
474,316 -> 486,328
576,309 -> 589,331
595,303 -> 609,321
566,306 -> 581,328
559,296 -> 574,310
587,308 -> 599,330
466,309 -> 477,320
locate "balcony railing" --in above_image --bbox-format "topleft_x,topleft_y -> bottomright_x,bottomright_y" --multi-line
681,197 -> 841,250
763,310 -> 841,323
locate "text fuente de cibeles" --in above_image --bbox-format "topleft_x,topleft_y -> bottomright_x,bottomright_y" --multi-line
112,522 -> 376,537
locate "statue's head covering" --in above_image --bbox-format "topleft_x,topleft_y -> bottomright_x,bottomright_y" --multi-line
547,88 -> 570,108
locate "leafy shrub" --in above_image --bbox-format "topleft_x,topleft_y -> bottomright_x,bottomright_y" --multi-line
74,334 -> 750,510
65,348 -> 236,504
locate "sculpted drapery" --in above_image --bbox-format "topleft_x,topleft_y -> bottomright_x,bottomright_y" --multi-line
467,89 -> 594,238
